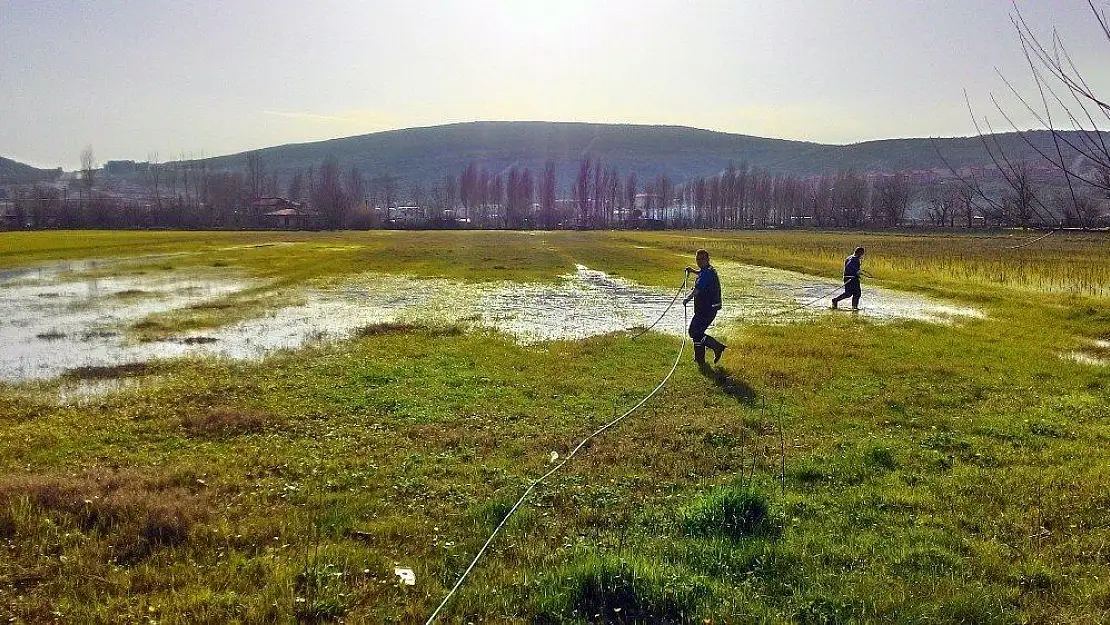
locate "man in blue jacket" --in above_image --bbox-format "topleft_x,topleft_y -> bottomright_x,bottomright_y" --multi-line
683,249 -> 726,364
832,246 -> 866,310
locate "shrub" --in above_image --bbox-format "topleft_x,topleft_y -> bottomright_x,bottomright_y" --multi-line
682,487 -> 778,541
534,556 -> 709,624
864,446 -> 898,470
181,406 -> 274,436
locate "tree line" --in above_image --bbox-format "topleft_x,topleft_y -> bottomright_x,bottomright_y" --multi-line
3,148 -> 1107,231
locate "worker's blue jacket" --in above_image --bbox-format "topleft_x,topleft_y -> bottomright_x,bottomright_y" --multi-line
694,265 -> 722,313
844,255 -> 862,278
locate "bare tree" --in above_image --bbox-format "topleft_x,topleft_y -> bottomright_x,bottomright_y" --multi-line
287,172 -> 305,201
830,170 -> 868,227
246,151 -> 265,199
409,181 -> 425,211
346,167 -> 366,210
1074,194 -> 1105,227
593,158 -> 603,224
144,152 -> 163,213
926,185 -> 958,227
80,145 -> 97,191
313,156 -> 346,229
540,160 -> 557,229
372,174 -> 398,212
952,183 -> 977,229
574,157 -> 591,226
656,174 -> 673,224
624,172 -> 637,221
948,2 -> 1110,230
872,174 -> 912,227
1000,162 -> 1040,228
459,163 -> 479,223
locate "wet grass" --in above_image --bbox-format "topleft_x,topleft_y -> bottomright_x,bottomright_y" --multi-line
63,362 -> 152,380
180,406 -> 278,436
356,321 -> 465,338
1,230 -> 1110,622
129,287 -> 301,341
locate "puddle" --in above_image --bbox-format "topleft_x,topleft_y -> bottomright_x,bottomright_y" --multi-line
0,270 -> 248,381
132,263 -> 982,352
0,260 -> 981,385
1065,351 -> 1108,366
463,262 -> 980,342
1063,339 -> 1110,367
746,264 -> 984,324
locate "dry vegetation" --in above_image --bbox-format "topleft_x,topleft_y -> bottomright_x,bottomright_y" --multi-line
180,406 -> 277,436
0,468 -> 209,565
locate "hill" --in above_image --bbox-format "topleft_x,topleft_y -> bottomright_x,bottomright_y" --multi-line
0,156 -> 61,185
185,121 -> 1098,189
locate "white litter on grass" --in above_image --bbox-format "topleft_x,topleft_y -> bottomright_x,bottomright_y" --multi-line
549,451 -> 560,463
394,567 -> 416,585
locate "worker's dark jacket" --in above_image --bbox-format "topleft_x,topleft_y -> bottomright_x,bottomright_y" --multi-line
843,255 -> 862,296
689,265 -> 722,342
693,265 -> 722,315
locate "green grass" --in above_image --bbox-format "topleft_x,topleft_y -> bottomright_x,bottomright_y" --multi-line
1,230 -> 1110,623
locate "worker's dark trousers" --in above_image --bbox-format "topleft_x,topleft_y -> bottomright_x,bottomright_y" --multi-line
832,276 -> 862,308
689,308 -> 723,362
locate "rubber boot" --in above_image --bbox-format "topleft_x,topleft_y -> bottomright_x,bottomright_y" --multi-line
703,335 -> 727,363
693,343 -> 706,364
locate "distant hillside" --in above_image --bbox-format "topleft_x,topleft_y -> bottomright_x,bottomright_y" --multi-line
185,121 -> 1098,190
0,156 -> 61,185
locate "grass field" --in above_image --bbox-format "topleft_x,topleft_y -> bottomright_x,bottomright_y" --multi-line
2,229 -> 1110,624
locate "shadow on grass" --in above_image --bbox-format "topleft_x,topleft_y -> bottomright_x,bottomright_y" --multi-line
697,362 -> 756,405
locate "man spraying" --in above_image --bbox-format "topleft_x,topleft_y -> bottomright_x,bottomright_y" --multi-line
683,249 -> 726,364
832,246 -> 867,310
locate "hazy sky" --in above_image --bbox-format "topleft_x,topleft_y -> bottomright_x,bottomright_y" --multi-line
2,0 -> 1107,168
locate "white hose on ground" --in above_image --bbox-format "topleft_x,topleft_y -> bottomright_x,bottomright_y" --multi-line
424,273 -> 690,624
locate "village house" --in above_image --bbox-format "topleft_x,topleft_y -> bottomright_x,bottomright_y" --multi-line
252,197 -> 320,229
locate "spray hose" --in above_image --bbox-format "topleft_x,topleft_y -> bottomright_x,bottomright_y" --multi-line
424,272 -> 690,624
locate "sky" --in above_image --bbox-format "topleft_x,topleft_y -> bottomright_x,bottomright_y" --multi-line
1,0 -> 1108,169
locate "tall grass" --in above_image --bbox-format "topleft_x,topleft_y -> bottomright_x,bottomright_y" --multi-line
633,230 -> 1110,298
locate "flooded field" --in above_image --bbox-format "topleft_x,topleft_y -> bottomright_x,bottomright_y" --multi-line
4,230 -> 1108,624
1,264 -> 248,381
0,258 -> 980,385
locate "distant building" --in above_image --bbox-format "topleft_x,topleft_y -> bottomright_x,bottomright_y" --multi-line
264,207 -> 320,229
634,193 -> 661,211
252,198 -> 319,229
252,197 -> 302,212
388,206 -> 426,224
